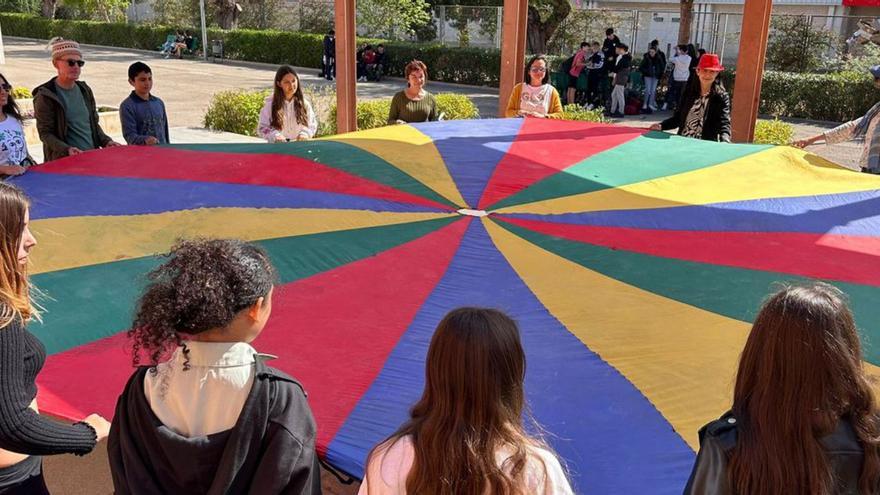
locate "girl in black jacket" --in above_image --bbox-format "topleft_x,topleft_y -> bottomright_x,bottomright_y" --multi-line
651,53 -> 731,142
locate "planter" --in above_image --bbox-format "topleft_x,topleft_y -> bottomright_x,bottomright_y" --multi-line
24,106 -> 121,146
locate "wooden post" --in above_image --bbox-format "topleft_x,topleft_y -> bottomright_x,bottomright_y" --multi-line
0,20 -> 6,66
498,0 -> 528,117
334,0 -> 357,133
730,0 -> 772,142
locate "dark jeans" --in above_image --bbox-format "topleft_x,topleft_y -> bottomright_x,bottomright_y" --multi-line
586,73 -> 602,106
669,79 -> 686,110
0,457 -> 48,495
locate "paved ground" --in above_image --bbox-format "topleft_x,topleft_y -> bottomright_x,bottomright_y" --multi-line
2,37 -> 863,169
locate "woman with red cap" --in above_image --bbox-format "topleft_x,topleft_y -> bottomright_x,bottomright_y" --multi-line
650,53 -> 731,142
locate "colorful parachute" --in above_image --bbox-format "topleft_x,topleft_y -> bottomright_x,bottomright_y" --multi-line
19,118 -> 880,494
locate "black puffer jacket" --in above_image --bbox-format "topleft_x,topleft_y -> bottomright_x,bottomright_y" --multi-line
660,83 -> 731,142
683,411 -> 867,495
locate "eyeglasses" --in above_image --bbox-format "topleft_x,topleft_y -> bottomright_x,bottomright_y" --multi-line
0,83 -> 11,92
65,59 -> 85,67
529,67 -> 547,73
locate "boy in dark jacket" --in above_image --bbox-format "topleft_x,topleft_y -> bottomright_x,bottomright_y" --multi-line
119,62 -> 169,145
609,43 -> 631,118
33,38 -> 120,162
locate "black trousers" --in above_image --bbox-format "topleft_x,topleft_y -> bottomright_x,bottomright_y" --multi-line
0,457 -> 49,495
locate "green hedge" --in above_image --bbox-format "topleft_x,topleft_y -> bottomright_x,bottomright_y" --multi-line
204,88 -> 479,137
719,69 -> 875,123
753,118 -> 795,145
326,93 -> 480,135
203,88 -> 270,136
0,13 -> 500,87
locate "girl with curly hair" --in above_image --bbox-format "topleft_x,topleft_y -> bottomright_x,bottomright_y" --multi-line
359,307 -> 572,495
108,238 -> 321,494
0,182 -> 109,494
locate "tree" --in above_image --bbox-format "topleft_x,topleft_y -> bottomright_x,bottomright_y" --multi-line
41,0 -> 56,18
678,0 -> 693,44
357,0 -> 431,38
526,0 -> 571,54
214,0 -> 242,29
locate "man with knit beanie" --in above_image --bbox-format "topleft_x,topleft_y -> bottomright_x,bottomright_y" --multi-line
33,37 -> 119,162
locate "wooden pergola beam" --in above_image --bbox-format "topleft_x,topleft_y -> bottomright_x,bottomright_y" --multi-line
498,0 -> 528,117
730,0 -> 772,142
334,0 -> 357,134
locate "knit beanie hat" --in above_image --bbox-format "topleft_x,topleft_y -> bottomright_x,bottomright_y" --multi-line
47,37 -> 82,61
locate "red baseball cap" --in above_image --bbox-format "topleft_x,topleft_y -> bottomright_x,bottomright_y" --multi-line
696,53 -> 724,71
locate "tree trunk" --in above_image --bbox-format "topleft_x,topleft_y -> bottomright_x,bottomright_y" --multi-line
678,0 -> 694,44
525,0 -> 571,54
214,0 -> 241,29
40,0 -> 56,19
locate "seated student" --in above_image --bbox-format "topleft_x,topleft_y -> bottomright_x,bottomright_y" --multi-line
257,66 -> 318,142
108,239 -> 322,494
359,307 -> 573,495
684,282 -> 880,494
367,44 -> 387,82
504,54 -> 564,119
166,30 -> 186,59
119,62 -> 169,145
356,42 -> 368,82
0,73 -> 36,176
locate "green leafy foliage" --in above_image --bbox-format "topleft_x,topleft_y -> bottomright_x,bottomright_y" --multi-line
203,88 -> 270,136
324,93 -> 480,135
357,0 -> 431,39
0,13 -> 502,86
561,104 -> 607,122
10,87 -> 33,99
753,118 -> 795,145
765,15 -> 839,73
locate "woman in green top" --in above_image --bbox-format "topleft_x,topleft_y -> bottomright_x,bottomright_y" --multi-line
388,60 -> 439,124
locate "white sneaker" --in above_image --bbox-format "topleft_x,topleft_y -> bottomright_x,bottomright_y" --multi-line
586,104 -> 594,110
649,104 -> 658,111
661,103 -> 667,111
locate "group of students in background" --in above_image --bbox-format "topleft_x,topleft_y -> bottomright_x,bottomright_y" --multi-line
563,29 -> 710,118
1,177 -> 879,494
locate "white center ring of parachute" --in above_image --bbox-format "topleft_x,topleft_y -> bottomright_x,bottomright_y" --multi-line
456,208 -> 489,217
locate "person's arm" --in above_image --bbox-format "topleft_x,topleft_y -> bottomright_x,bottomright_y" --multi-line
162,100 -> 170,144
120,100 -> 147,145
505,84 -> 522,118
33,93 -> 73,157
717,92 -> 732,143
300,101 -> 318,139
84,85 -> 114,147
257,99 -> 283,143
0,320 -> 98,455
547,88 -> 564,119
795,117 -> 860,148
428,95 -> 439,122
388,93 -> 402,124
683,435 -> 732,494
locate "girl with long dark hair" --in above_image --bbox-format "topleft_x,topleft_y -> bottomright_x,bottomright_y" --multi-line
258,66 -> 317,142
108,239 -> 321,494
0,74 -> 35,176
684,282 -> 880,494
651,53 -> 730,142
0,182 -> 109,494
359,308 -> 572,495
